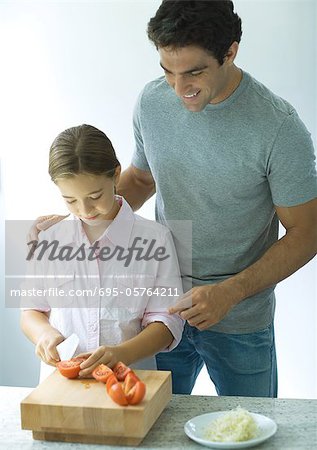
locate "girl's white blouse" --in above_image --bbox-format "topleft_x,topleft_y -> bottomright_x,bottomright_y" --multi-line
22,197 -> 184,378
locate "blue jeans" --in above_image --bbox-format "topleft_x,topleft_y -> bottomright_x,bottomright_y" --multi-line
156,321 -> 277,397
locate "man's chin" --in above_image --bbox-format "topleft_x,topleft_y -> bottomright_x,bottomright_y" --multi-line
183,102 -> 205,112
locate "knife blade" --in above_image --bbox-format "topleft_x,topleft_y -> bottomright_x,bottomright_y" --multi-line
56,333 -> 79,361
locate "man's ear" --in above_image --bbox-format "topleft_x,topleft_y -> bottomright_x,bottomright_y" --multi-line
224,41 -> 239,65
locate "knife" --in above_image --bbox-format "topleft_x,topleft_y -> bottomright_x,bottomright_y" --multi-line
56,333 -> 80,361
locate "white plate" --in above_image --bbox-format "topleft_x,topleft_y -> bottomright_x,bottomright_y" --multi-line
184,411 -> 277,449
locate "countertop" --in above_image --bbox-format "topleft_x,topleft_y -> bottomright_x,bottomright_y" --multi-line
1,386 -> 316,449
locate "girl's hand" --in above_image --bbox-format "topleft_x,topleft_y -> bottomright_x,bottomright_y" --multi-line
35,330 -> 65,366
77,346 -> 126,378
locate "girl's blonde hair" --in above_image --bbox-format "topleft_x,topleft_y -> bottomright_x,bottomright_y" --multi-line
49,124 -> 120,182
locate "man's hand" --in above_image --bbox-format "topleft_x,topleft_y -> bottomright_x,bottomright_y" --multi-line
77,345 -> 126,377
27,214 -> 68,243
169,283 -> 240,331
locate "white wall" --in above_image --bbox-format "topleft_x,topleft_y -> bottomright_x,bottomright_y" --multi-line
0,160 -> 4,385
0,0 -> 316,397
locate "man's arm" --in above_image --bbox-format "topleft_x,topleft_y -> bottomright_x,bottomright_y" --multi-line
170,197 -> 317,330
117,165 -> 156,211
232,197 -> 317,300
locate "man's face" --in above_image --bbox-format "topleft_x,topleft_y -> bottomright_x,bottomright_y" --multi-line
159,45 -> 234,112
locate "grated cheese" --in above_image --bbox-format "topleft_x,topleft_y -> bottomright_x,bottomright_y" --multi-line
203,407 -> 259,442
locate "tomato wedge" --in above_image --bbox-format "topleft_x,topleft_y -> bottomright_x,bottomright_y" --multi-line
113,361 -> 132,381
92,364 -> 113,383
101,363 -> 147,406
123,371 -> 140,394
125,380 -> 146,405
108,382 -> 129,406
56,357 -> 87,379
123,371 -> 146,405
106,373 -> 119,394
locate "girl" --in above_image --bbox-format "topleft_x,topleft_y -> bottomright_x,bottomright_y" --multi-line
20,124 -> 184,379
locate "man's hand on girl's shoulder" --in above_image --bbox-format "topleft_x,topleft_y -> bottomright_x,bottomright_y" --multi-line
27,214 -> 69,243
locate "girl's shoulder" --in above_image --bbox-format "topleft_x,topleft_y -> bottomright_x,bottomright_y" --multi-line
39,215 -> 78,246
133,214 -> 171,241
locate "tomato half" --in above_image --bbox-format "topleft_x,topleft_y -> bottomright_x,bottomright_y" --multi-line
108,382 -> 129,406
56,357 -> 87,379
113,361 -> 132,381
92,364 -> 113,383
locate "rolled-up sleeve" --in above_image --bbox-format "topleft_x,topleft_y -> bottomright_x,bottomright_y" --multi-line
141,229 -> 184,351
142,312 -> 184,351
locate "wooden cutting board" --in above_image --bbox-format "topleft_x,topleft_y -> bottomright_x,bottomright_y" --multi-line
21,369 -> 172,446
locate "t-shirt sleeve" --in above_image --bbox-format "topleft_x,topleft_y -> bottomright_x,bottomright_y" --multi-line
131,90 -> 151,172
267,110 -> 317,207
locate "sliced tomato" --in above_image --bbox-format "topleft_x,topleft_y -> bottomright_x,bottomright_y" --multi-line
125,380 -> 146,405
72,356 -> 89,364
123,371 -> 146,405
105,366 -> 146,406
106,373 -> 119,394
56,356 -> 87,379
92,364 -> 113,383
108,382 -> 129,406
123,371 -> 140,394
113,361 -> 132,381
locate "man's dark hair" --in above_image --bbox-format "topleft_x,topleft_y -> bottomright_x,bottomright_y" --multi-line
147,0 -> 242,65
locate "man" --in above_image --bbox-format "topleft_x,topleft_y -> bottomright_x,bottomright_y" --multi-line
116,0 -> 317,396
33,0 -> 317,396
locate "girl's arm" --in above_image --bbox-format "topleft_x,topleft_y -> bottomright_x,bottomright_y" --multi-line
115,321 -> 174,364
20,310 -> 65,366
78,229 -> 184,377
78,322 -> 173,377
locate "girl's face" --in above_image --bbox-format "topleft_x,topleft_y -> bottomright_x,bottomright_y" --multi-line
56,169 -> 120,226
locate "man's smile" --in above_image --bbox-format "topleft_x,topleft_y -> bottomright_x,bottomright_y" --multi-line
183,90 -> 200,99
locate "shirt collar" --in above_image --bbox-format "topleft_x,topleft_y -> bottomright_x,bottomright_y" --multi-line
66,196 -> 135,248
102,196 -> 135,248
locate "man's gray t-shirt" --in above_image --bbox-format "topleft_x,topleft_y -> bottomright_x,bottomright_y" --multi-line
132,71 -> 317,333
